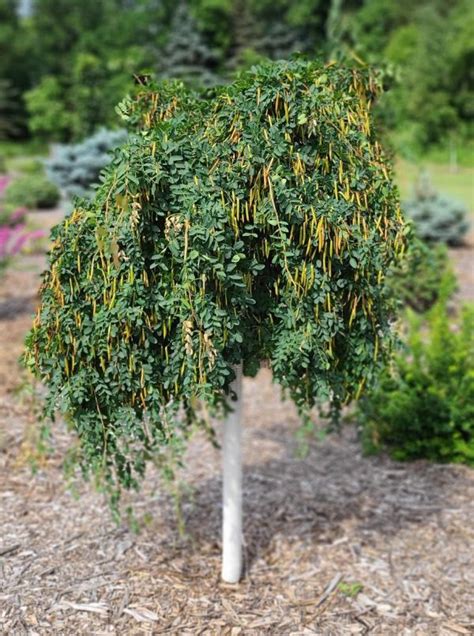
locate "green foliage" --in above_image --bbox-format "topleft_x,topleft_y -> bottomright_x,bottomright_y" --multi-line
1,0 -> 473,152
160,2 -> 218,87
25,69 -> 137,143
387,234 -> 456,313
24,60 -> 404,507
0,0 -> 35,138
358,292 -> 474,466
338,581 -> 363,598
30,0 -> 117,77
224,0 -> 311,75
24,77 -> 73,142
5,174 -> 60,209
22,0 -> 150,142
369,0 -> 474,151
45,128 -> 128,201
404,174 -> 469,245
65,51 -> 140,140
1,0 -> 472,154
0,138 -> 48,161
7,157 -> 44,175
0,79 -> 22,140
224,0 -> 264,75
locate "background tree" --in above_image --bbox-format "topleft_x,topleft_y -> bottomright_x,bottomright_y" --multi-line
261,18 -> 308,61
160,2 -> 218,86
224,0 -> 264,75
350,0 -> 473,151
0,0 -> 471,153
0,0 -> 35,136
0,80 -> 21,139
24,76 -> 73,141
325,0 -> 347,60
30,0 -> 113,77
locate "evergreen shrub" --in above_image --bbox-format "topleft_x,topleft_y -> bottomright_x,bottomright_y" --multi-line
358,290 -> 474,466
159,3 -> 217,87
45,128 -> 127,201
387,233 -> 455,313
404,174 -> 469,246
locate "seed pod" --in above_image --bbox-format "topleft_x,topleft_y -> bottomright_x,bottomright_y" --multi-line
355,378 -> 366,400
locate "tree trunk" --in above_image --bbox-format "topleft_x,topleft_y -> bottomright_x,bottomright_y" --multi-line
221,363 -> 243,583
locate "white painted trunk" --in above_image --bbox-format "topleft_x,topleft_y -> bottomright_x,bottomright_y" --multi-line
221,363 -> 243,583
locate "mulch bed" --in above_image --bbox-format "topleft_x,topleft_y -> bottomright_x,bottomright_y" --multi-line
0,211 -> 473,635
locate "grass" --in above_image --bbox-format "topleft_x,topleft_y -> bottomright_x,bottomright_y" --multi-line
0,139 -> 48,159
0,140 -> 49,174
396,159 -> 474,214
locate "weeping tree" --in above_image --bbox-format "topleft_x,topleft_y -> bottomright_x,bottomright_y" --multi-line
25,60 -> 404,582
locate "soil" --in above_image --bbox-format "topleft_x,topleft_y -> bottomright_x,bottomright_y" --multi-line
0,209 -> 473,635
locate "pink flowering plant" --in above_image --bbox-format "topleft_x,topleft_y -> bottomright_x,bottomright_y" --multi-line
0,225 -> 46,272
0,175 -> 11,193
0,175 -> 46,273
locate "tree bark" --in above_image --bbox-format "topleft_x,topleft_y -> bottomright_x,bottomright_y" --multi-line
221,363 -> 243,583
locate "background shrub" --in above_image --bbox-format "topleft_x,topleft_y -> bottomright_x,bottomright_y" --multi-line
404,174 -> 469,245
0,206 -> 27,227
4,174 -> 60,209
45,128 -> 127,201
358,289 -> 474,466
387,234 -> 456,313
0,219 -> 46,273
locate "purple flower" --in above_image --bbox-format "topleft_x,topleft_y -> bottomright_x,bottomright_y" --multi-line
9,208 -> 28,224
0,223 -> 46,265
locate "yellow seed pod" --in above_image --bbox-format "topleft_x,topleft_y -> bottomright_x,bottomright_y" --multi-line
355,378 -> 366,400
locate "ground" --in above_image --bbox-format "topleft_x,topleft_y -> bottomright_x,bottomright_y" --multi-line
1,206 -> 474,635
